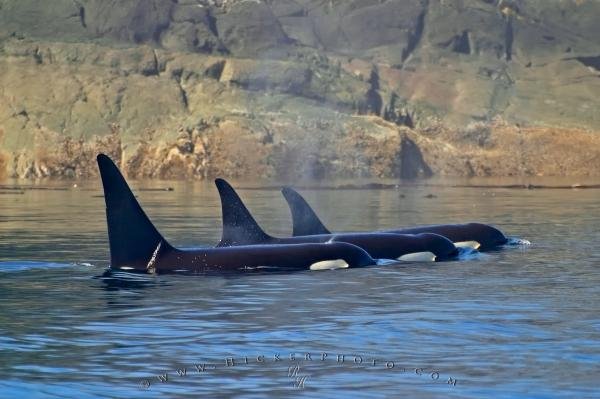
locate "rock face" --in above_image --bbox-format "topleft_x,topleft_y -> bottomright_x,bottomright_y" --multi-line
1,0 -> 600,179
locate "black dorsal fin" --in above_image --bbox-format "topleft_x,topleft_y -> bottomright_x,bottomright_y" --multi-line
281,187 -> 331,236
96,154 -> 172,269
214,179 -> 271,246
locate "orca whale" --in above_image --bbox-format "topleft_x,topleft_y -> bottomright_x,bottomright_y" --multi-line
281,187 -> 509,251
96,154 -> 377,273
214,179 -> 459,262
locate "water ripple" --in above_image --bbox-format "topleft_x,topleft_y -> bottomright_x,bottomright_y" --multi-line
1,182 -> 599,397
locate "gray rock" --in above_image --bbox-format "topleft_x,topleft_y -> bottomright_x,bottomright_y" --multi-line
2,0 -> 600,179
0,0 -> 88,40
216,2 -> 291,56
82,0 -> 173,43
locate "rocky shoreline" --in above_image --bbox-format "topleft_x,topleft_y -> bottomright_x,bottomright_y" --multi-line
1,0 -> 600,180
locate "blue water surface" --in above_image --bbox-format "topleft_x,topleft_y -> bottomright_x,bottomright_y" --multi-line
1,179 -> 599,398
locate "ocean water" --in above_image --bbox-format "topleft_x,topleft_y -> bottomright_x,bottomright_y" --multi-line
1,178 -> 599,398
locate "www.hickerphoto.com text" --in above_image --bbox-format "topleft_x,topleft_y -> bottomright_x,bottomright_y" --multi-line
137,352 -> 458,391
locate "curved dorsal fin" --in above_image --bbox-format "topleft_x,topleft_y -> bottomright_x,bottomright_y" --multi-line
96,154 -> 172,269
281,187 -> 331,236
214,179 -> 271,246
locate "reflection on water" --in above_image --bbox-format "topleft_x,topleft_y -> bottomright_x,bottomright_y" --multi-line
1,178 -> 600,398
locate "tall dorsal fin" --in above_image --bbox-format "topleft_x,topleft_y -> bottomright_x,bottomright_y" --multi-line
214,179 -> 272,246
281,187 -> 331,236
96,154 -> 172,269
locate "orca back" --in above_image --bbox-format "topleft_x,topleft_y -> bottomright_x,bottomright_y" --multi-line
281,187 -> 331,236
215,179 -> 272,246
97,154 -> 172,269
280,186 -> 508,250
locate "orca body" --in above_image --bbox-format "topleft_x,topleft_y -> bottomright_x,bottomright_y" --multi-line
281,187 -> 509,251
96,154 -> 376,273
215,179 -> 459,261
